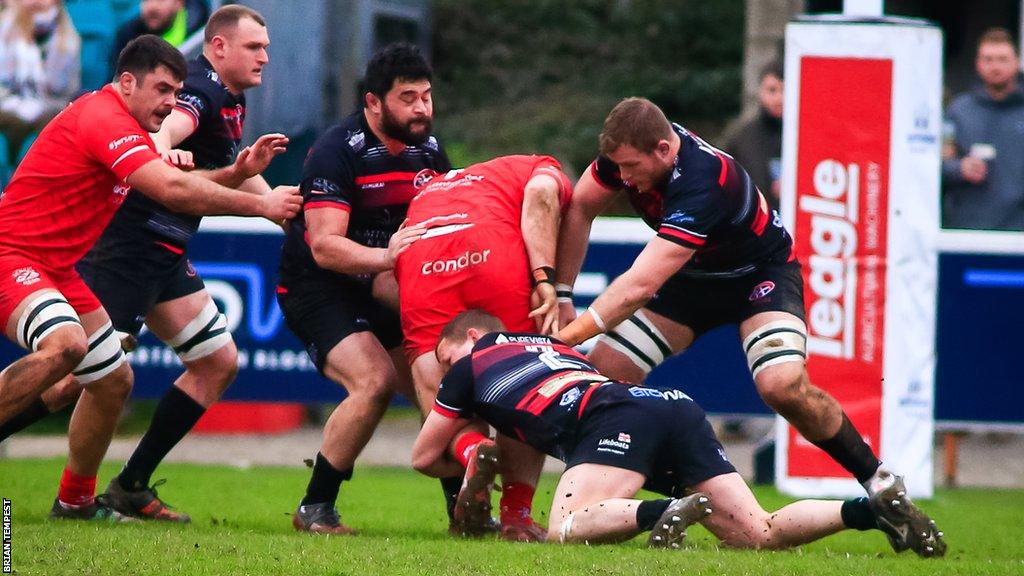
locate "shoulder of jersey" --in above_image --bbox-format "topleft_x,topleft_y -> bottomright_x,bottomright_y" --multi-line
492,333 -> 554,345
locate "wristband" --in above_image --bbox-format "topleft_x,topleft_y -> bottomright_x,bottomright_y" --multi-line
532,266 -> 556,287
587,306 -> 608,332
555,282 -> 574,300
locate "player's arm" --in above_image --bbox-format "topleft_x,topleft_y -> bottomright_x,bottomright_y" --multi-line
557,237 -> 693,346
521,173 -> 563,334
125,158 -> 300,221
554,168 -> 619,323
411,410 -> 471,478
150,109 -> 196,153
306,208 -> 425,275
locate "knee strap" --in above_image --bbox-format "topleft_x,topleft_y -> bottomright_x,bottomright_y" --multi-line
15,291 -> 81,351
595,310 -> 673,375
742,319 -> 807,378
73,321 -> 127,384
166,299 -> 232,362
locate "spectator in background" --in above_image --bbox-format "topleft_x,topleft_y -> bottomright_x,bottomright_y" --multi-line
942,27 -> 1024,231
723,60 -> 784,212
111,0 -> 209,65
0,0 -> 79,166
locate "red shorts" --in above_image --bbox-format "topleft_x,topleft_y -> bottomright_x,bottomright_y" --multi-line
0,253 -> 101,332
397,226 -> 534,361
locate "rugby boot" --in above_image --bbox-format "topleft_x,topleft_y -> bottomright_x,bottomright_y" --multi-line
451,439 -> 500,537
500,518 -> 548,542
49,495 -> 134,523
105,478 -> 191,523
867,470 -> 946,558
648,493 -> 713,549
292,502 -> 357,535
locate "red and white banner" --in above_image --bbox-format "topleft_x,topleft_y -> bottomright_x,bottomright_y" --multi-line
780,19 -> 942,498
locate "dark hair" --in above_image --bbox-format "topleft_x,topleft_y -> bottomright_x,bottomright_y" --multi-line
204,4 -> 267,44
115,35 -> 188,82
760,60 -> 784,82
978,27 -> 1018,54
599,97 -> 673,155
437,310 -> 505,349
364,42 -> 432,98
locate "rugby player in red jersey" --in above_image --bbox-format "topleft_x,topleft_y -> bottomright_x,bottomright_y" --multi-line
395,155 -> 572,540
554,97 -> 944,557
0,35 -> 300,521
413,310 -> 941,555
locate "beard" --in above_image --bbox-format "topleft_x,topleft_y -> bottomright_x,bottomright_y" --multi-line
380,105 -> 432,146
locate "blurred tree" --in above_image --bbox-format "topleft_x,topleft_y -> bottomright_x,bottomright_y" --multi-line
432,0 -> 744,183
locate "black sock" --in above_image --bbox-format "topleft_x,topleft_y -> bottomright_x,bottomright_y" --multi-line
440,476 -> 463,519
810,413 -> 882,484
636,498 -> 674,532
841,497 -> 877,531
118,386 -> 206,491
0,398 -> 51,442
300,452 -> 353,506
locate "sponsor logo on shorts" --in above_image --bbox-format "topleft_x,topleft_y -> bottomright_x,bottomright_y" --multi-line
12,267 -> 40,286
559,387 -> 582,406
628,386 -> 691,401
749,280 -> 776,302
107,134 -> 143,151
718,448 -> 730,462
111,183 -> 130,205
420,249 -> 491,275
185,260 -> 197,277
597,433 -> 631,455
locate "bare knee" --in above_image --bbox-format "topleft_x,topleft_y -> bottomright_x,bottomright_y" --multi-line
89,365 -> 134,401
754,363 -> 806,411
36,328 -> 88,373
185,345 -> 239,393
328,363 -> 395,409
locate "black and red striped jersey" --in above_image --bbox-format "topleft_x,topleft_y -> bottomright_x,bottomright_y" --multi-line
591,123 -> 793,278
433,332 -> 616,460
279,111 -> 451,282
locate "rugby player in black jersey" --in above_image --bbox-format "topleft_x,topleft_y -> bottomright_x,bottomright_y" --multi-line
553,97 -> 944,557
275,43 -> 455,534
412,310 -> 938,552
0,6 -> 301,522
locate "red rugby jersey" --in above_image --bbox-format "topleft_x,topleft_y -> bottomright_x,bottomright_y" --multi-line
0,85 -> 161,269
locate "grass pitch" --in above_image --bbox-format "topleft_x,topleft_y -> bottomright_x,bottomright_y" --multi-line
1,458 -> 1021,575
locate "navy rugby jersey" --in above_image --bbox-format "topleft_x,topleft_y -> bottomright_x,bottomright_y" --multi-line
433,332 -> 616,460
591,123 -> 793,277
279,111 -> 451,281
105,55 -> 246,247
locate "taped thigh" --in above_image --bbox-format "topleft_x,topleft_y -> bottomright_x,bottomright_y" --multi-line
72,321 -> 127,384
742,319 -> 807,378
15,291 -> 81,351
595,310 -> 673,375
166,299 -> 231,362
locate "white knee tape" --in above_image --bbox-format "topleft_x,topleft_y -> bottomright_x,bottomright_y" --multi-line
596,310 -> 672,374
742,319 -> 807,378
73,321 -> 127,384
15,291 -> 81,351
558,512 -> 576,543
167,299 -> 231,362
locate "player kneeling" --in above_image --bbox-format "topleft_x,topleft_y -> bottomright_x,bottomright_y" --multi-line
411,311 -> 946,555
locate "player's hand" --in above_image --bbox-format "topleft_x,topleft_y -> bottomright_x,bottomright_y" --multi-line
386,219 -> 426,268
260,185 -> 301,223
162,149 -> 195,170
234,133 -> 289,179
558,299 -> 577,328
960,156 -> 987,184
529,282 -> 559,335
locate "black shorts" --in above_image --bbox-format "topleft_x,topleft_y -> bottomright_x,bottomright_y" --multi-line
276,271 -> 402,374
645,260 -> 806,337
77,239 -> 205,337
566,384 -> 736,496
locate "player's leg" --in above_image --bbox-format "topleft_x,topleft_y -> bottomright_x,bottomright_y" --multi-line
0,287 -> 89,424
587,309 -> 694,384
691,472 -> 852,548
53,305 -> 135,522
293,331 -> 396,534
494,433 -> 547,541
106,289 -> 235,522
0,374 -> 82,442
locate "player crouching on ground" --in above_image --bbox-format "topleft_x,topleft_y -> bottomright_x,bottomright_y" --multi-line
411,311 -> 946,555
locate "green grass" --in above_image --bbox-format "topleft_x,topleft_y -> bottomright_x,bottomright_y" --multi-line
1,458 -> 1021,575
